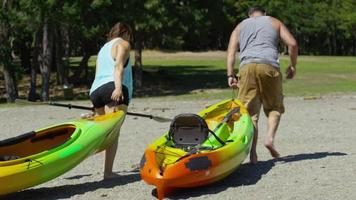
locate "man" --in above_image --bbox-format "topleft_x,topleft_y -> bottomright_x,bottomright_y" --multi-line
226,6 -> 298,164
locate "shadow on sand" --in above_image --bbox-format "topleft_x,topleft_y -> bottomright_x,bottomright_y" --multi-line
0,152 -> 346,200
1,171 -> 140,200
167,151 -> 347,199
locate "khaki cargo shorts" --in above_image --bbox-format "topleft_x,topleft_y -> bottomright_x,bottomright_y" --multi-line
237,63 -> 285,123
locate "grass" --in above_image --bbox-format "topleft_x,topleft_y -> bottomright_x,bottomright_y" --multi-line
280,56 -> 356,96
2,51 -> 355,103
134,51 -> 356,99
67,51 -> 356,100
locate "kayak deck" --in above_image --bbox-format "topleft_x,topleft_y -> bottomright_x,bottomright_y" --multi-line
140,99 -> 254,199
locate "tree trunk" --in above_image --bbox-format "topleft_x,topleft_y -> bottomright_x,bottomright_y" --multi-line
332,36 -> 337,55
20,47 -> 32,74
331,24 -> 337,55
28,29 -> 42,101
328,37 -> 333,55
134,38 -> 143,88
2,67 -> 18,101
62,25 -> 71,84
77,52 -> 91,84
74,43 -> 92,84
0,0 -> 18,102
353,36 -> 356,56
39,17 -> 53,101
284,45 -> 288,55
28,61 -> 38,101
54,25 -> 68,85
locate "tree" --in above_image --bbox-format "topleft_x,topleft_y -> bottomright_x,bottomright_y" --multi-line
113,0 -> 173,88
17,0 -> 69,100
112,0 -> 218,87
0,0 -> 18,102
38,16 -> 53,101
63,0 -> 111,84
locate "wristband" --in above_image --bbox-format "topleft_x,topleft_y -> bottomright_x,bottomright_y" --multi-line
227,74 -> 237,79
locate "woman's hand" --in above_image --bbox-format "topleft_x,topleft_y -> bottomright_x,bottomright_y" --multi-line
111,88 -> 123,102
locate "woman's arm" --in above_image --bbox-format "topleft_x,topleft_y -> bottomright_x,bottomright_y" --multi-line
111,41 -> 130,101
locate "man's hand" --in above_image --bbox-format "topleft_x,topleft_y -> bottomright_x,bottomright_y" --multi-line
111,88 -> 123,102
226,24 -> 240,88
286,65 -> 296,79
228,76 -> 239,89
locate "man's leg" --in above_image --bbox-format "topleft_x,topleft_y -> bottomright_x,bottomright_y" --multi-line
250,120 -> 258,164
257,64 -> 284,158
264,111 -> 281,158
244,97 -> 261,164
237,64 -> 261,164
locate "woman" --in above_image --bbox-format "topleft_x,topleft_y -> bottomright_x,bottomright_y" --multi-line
89,22 -> 133,180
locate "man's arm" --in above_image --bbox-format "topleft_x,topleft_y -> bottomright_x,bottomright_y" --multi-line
280,22 -> 298,67
226,24 -> 240,87
279,21 -> 298,78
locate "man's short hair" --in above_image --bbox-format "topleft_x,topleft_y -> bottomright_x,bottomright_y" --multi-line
248,6 -> 266,15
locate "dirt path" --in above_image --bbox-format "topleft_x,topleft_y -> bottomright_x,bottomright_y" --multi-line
1,95 -> 356,200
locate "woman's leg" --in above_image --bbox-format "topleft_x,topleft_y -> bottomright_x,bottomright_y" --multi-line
104,137 -> 119,179
103,104 -> 127,179
95,107 -> 105,115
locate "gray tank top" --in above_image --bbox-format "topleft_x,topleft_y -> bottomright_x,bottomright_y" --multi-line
239,16 -> 279,68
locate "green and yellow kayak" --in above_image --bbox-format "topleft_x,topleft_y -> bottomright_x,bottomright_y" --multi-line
0,110 -> 125,195
140,99 -> 254,199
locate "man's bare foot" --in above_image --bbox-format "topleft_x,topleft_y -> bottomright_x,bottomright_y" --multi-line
249,152 -> 258,164
103,172 -> 120,180
264,142 -> 280,158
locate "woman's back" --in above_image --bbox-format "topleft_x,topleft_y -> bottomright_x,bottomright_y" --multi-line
90,38 -> 133,100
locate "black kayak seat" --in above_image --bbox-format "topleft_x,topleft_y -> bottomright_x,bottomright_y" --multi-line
169,114 -> 209,148
168,107 -> 241,149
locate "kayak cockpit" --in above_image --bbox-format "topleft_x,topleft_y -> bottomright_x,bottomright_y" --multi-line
151,102 -> 242,172
0,125 -> 77,161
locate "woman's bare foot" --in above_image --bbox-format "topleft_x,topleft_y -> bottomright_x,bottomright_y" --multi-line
264,142 -> 280,158
80,112 -> 95,119
103,172 -> 120,180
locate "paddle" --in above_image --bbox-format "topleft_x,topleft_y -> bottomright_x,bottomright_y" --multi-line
207,107 -> 240,146
15,99 -> 172,123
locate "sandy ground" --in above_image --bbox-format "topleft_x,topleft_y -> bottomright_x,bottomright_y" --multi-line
1,95 -> 356,200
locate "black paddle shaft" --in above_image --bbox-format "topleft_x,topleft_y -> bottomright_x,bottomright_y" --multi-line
213,107 -> 240,132
49,102 -> 94,111
206,107 -> 241,146
49,102 -> 158,119
15,99 -> 172,122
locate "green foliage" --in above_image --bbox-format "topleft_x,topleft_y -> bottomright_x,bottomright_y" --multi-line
4,0 -> 356,54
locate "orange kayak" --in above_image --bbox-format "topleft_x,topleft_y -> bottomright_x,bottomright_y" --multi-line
140,99 -> 254,199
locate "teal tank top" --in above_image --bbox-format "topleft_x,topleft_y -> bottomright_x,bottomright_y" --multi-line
89,38 -> 133,100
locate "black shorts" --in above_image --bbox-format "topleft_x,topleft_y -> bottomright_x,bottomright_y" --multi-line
90,81 -> 129,108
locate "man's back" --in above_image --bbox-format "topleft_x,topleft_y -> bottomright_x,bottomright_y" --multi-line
239,16 -> 280,68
